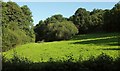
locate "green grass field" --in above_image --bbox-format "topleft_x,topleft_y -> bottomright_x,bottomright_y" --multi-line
3,33 -> 120,62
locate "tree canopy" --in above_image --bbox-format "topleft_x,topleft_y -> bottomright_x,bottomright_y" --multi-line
69,3 -> 120,33
2,2 -> 35,51
34,15 -> 78,42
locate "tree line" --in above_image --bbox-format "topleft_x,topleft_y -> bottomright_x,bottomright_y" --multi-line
2,1 -> 120,51
69,3 -> 120,33
34,2 -> 120,42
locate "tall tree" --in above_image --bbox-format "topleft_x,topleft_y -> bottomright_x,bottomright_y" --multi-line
21,5 -> 35,41
104,2 -> 120,32
2,1 -> 35,51
70,8 -> 90,33
88,9 -> 104,33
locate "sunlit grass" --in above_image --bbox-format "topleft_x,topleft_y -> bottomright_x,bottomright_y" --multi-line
3,33 -> 120,62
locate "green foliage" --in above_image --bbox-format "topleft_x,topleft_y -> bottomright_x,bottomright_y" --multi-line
70,8 -> 90,33
69,8 -> 105,33
2,1 -> 35,51
34,14 -> 78,42
2,28 -> 18,51
103,2 -> 120,32
2,53 -> 120,71
69,2 -> 120,33
2,27 -> 33,51
45,14 -> 67,23
88,9 -> 104,33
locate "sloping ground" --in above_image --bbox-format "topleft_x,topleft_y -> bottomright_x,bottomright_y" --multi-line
3,33 -> 120,62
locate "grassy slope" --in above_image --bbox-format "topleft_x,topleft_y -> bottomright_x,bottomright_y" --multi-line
4,33 -> 120,62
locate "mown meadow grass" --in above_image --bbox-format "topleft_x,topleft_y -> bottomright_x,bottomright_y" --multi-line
3,33 -> 120,62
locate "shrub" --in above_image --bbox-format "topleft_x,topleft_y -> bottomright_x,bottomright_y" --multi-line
46,21 -> 78,41
34,20 -> 78,42
2,27 -> 33,51
2,53 -> 120,71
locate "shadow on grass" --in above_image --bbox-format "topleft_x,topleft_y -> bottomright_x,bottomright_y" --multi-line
101,48 -> 120,50
72,33 -> 119,40
72,37 -> 120,46
2,53 -> 120,71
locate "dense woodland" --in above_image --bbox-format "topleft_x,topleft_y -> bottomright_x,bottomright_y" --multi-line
2,1 -> 120,51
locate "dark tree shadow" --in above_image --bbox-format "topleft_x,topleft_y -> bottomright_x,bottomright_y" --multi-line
71,33 -> 119,40
72,37 -> 120,46
108,43 -> 120,46
101,48 -> 120,50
